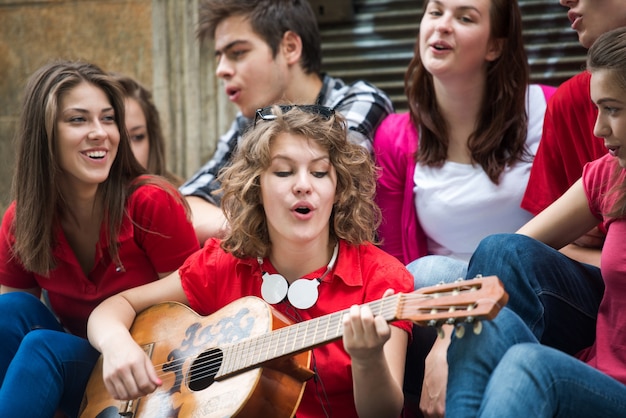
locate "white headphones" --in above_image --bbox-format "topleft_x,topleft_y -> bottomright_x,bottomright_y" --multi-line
259,243 -> 339,309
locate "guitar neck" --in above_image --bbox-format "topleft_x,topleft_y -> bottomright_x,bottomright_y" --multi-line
218,295 -> 401,378
216,275 -> 507,379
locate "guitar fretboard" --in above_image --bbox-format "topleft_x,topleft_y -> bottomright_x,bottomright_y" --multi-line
219,294 -> 401,377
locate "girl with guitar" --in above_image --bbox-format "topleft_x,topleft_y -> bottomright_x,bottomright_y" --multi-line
445,27 -> 626,417
86,105 -> 415,418
0,60 -> 200,417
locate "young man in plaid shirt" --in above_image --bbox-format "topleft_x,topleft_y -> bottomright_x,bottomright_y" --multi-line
181,0 -> 393,244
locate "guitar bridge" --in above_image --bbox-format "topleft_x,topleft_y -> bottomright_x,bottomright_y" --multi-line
118,399 -> 137,417
118,342 -> 155,417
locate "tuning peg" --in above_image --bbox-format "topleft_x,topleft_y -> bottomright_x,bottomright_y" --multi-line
437,327 -> 445,339
454,324 -> 465,339
473,321 -> 483,335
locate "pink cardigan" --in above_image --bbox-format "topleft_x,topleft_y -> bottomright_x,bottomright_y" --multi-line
374,112 -> 425,265
374,85 -> 556,265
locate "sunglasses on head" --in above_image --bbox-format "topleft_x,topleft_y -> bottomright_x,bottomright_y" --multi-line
253,104 -> 335,127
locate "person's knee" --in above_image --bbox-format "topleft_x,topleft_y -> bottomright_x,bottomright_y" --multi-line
0,292 -> 60,334
490,343 -> 549,390
469,234 -> 538,285
0,292 -> 48,328
408,255 -> 468,289
448,308 -> 531,364
0,291 -> 42,312
480,343 -> 549,414
473,234 -> 530,258
21,329 -> 60,357
501,343 -> 543,369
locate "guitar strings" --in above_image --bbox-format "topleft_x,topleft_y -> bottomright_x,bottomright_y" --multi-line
281,305 -> 333,418
147,293 -> 479,384
136,291 -> 482,386
144,296 -> 399,380
150,304 -> 481,385
146,295 -> 407,381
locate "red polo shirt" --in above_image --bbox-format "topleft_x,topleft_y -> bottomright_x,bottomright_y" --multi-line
522,71 -> 607,215
180,238 -> 414,418
0,182 -> 199,337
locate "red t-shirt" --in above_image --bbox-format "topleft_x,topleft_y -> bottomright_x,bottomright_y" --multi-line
522,71 -> 607,215
578,153 -> 626,384
0,182 -> 200,337
180,238 -> 414,418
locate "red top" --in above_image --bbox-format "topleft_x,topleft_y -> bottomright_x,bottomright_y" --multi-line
578,154 -> 626,385
522,71 -> 607,215
180,238 -> 414,418
0,182 -> 200,337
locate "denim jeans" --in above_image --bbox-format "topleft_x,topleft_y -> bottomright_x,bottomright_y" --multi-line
0,292 -> 100,418
403,255 -> 468,417
446,233 -> 610,417
447,308 -> 626,417
406,255 -> 468,290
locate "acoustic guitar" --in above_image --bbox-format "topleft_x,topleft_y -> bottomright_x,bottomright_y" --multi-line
79,275 -> 508,418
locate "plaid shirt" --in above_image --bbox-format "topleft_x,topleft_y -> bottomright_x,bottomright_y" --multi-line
179,74 -> 394,205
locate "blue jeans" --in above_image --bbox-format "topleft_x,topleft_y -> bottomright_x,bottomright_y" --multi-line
446,234 -> 608,417
403,255 -> 468,417
447,309 -> 626,417
0,292 -> 100,418
407,255 -> 468,289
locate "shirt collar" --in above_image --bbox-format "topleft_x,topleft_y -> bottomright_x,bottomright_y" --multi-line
236,239 -> 363,287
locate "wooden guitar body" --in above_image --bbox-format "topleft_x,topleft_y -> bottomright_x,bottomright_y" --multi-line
80,275 -> 508,418
79,298 -> 312,418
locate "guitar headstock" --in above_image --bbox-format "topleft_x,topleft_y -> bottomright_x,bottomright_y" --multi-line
399,275 -> 508,329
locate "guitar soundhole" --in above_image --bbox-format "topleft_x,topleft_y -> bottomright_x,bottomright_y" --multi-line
188,348 -> 223,391
94,406 -> 125,417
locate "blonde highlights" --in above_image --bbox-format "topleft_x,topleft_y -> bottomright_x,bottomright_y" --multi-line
219,106 -> 380,258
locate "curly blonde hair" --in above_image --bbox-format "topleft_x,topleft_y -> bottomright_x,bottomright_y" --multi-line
219,105 -> 380,258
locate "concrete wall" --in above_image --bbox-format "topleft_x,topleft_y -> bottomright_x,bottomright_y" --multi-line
0,0 -> 153,214
0,0 -> 236,215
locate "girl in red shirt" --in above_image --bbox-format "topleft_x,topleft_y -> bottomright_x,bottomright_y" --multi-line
86,105 -> 414,418
0,60 -> 199,417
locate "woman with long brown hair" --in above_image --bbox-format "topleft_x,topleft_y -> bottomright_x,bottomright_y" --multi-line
111,72 -> 184,186
0,60 -> 199,417
373,0 -> 555,415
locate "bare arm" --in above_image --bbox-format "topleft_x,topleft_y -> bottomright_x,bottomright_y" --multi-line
186,196 -> 229,244
559,244 -> 602,267
345,290 -> 407,418
419,326 -> 451,418
517,178 -> 598,249
87,270 -> 189,400
557,224 -> 604,267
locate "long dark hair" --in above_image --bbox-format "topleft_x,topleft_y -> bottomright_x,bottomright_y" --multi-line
11,60 -> 145,275
405,0 -> 530,184
111,72 -> 183,186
